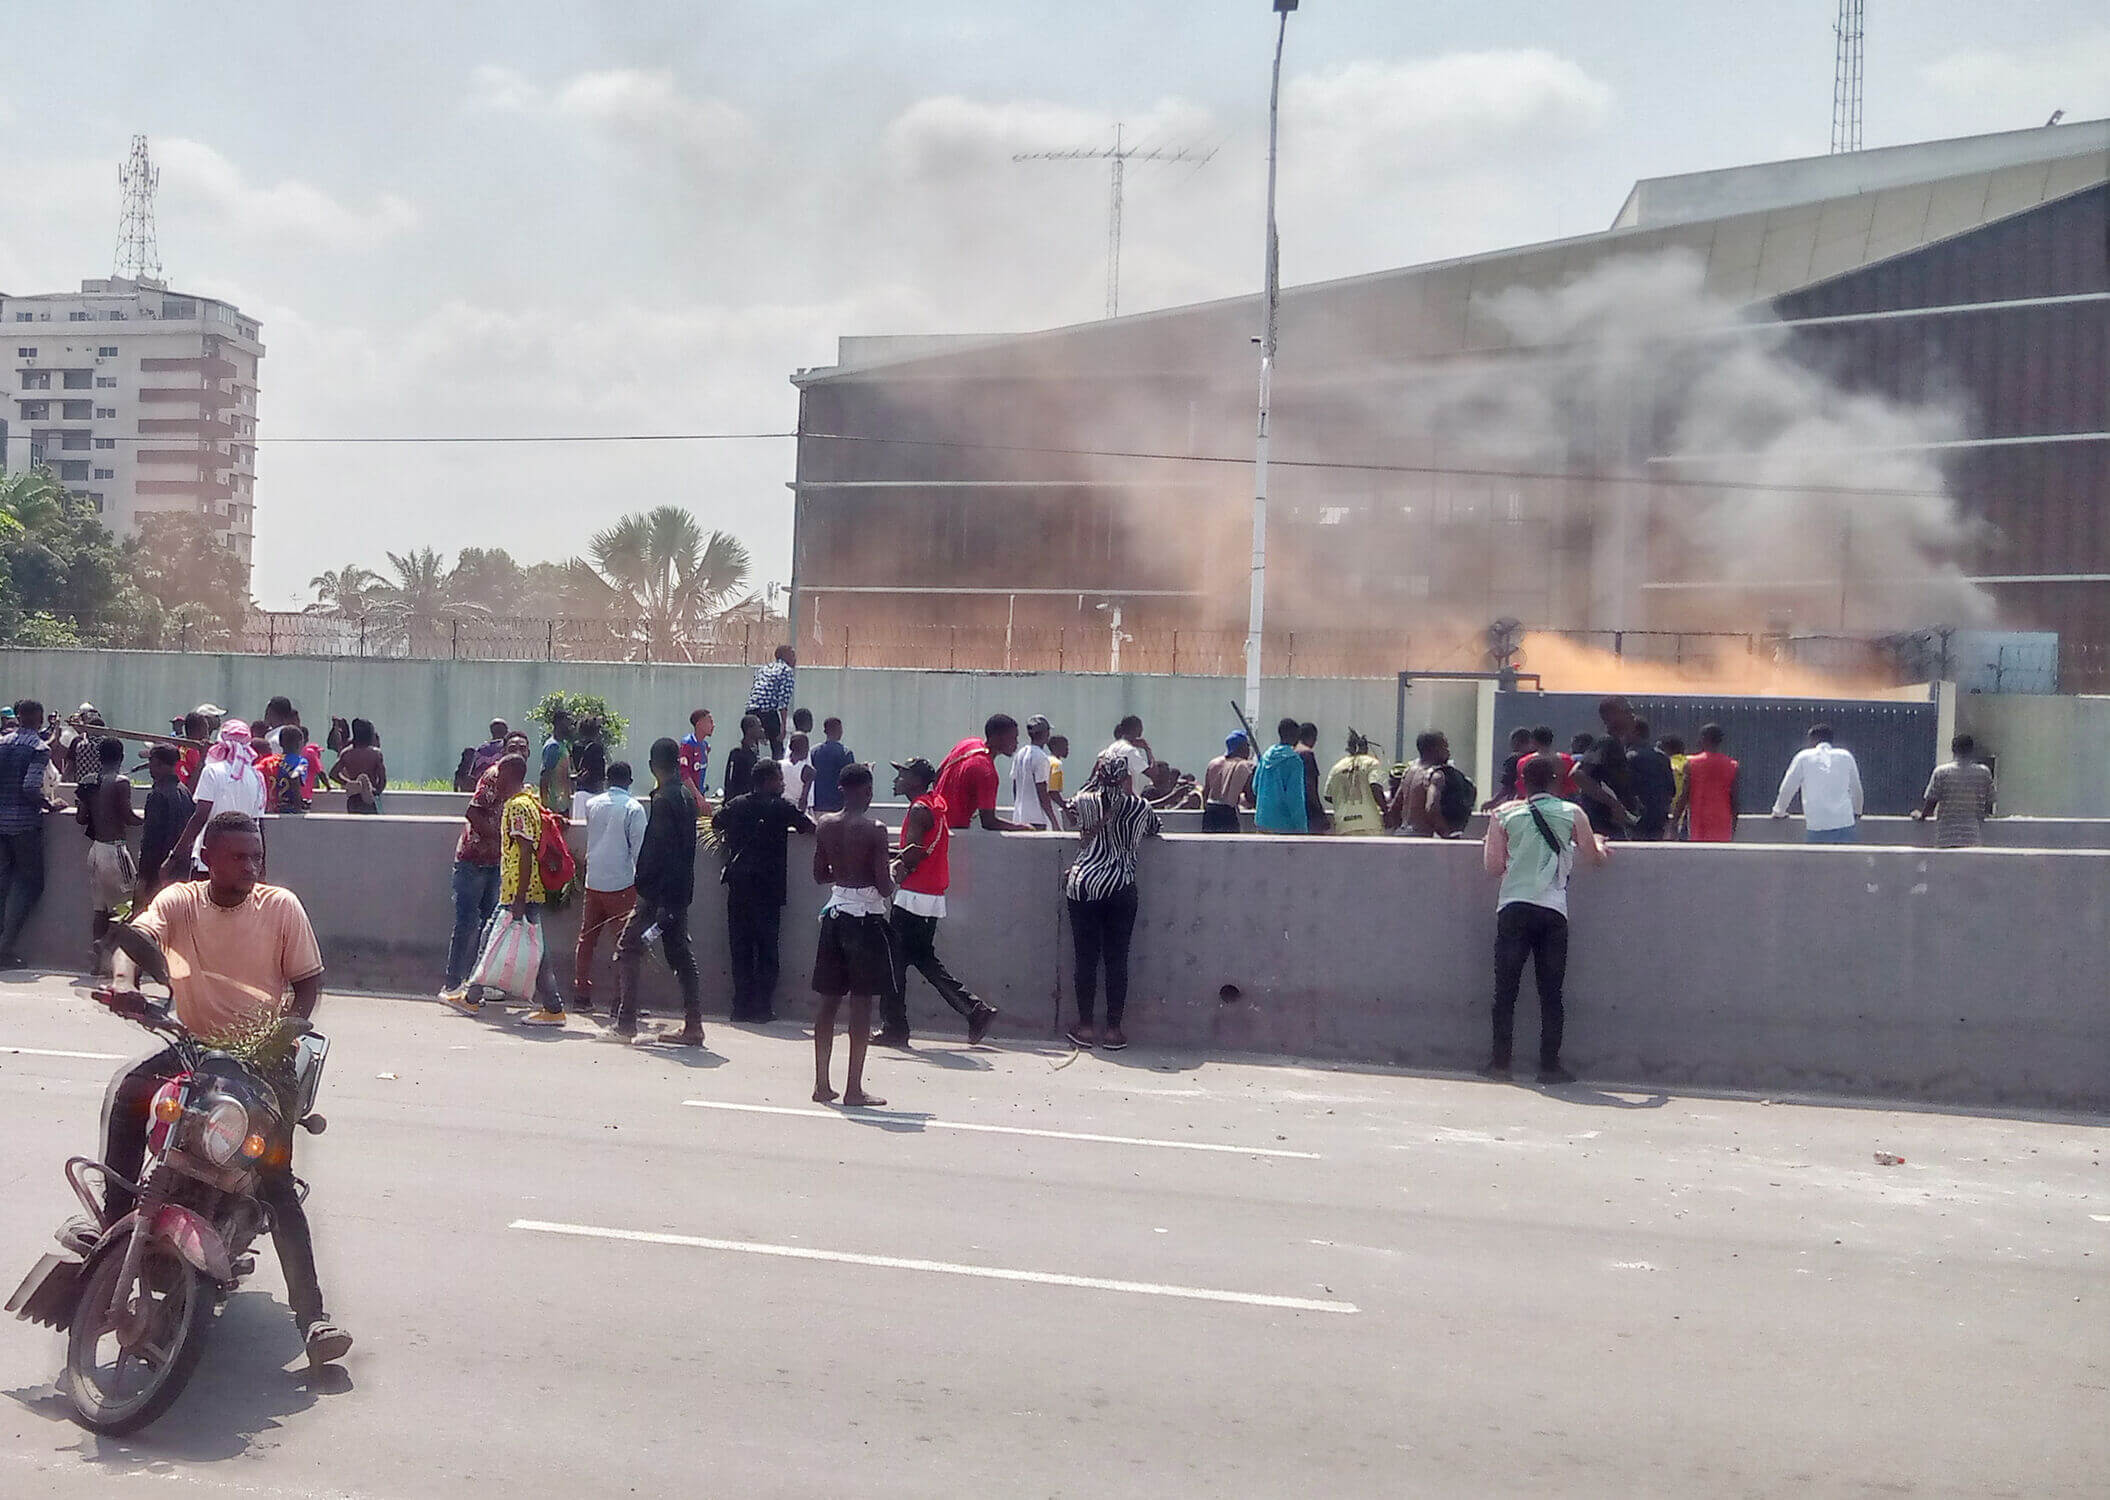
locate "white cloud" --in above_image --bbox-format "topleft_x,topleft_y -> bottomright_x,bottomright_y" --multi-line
466,63 -> 542,114
466,65 -> 752,171
555,69 -> 750,156
156,139 -> 417,248
1921,31 -> 2110,124
1286,51 -> 1614,192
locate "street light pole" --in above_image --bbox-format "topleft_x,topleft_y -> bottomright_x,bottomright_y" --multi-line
1243,1 -> 1295,728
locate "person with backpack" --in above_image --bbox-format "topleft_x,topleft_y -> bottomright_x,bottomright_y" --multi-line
265,725 -> 317,813
1324,730 -> 1390,836
1393,731 -> 1473,838
1480,754 -> 1611,1085
453,752 -> 571,1026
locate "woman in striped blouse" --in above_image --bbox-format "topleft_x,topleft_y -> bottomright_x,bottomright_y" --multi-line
1063,753 -> 1163,1051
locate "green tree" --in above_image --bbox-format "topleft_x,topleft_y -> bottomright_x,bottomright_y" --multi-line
12,612 -> 82,648
447,547 -> 526,615
370,546 -> 486,653
129,511 -> 253,648
0,469 -> 141,645
564,506 -> 750,661
518,560 -> 572,618
306,563 -> 381,619
0,468 -> 66,535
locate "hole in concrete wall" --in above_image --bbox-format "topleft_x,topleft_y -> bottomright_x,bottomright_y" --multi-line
1218,983 -> 1242,1004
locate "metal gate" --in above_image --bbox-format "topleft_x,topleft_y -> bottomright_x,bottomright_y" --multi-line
1489,691 -> 1938,816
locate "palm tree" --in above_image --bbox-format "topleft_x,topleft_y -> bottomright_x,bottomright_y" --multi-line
0,467 -> 70,537
305,564 -> 381,618
369,547 -> 486,653
566,507 -> 750,661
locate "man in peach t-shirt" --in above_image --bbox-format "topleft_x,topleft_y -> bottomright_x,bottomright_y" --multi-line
99,809 -> 353,1368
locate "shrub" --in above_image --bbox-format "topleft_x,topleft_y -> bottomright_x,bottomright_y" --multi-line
526,690 -> 626,748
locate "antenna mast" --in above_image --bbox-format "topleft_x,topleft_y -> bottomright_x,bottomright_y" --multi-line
1830,0 -> 1865,154
114,134 -> 163,282
1015,124 -> 1216,318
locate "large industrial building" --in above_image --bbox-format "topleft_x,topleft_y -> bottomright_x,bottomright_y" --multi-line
2,276 -> 263,571
788,118 -> 2109,682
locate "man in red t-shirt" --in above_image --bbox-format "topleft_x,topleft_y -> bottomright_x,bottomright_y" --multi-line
872,758 -> 997,1048
933,714 -> 1030,832
1515,724 -> 1578,800
1671,722 -> 1740,842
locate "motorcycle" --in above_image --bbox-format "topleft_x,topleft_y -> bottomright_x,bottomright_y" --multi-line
6,925 -> 331,1434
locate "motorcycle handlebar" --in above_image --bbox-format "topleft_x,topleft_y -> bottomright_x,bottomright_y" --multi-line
93,987 -> 181,1038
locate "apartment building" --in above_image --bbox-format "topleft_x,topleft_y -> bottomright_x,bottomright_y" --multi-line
0,276 -> 262,570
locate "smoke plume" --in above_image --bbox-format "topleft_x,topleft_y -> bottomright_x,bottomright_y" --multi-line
1445,249 -> 1994,633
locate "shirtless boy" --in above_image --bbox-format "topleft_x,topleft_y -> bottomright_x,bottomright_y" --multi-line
809,764 -> 893,1107
78,737 -> 140,976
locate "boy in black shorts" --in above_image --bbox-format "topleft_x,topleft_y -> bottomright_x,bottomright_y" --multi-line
810,764 -> 893,1107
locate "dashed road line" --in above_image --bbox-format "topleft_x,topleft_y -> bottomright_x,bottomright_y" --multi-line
682,1098 -> 1319,1158
511,1218 -> 1357,1313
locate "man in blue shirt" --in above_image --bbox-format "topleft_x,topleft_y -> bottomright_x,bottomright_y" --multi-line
808,716 -> 854,814
746,645 -> 796,760
0,699 -> 57,966
1251,717 -> 1309,834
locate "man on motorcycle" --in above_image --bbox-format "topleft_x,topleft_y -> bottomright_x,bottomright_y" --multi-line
91,809 -> 353,1367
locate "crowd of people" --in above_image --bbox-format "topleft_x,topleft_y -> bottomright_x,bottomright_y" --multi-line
0,668 -> 2013,1379
0,661 -> 2007,1099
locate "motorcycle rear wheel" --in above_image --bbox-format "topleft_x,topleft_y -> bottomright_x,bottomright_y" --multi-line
64,1241 -> 213,1435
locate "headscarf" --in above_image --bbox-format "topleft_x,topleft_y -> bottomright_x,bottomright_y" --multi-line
1085,752 -> 1134,796
206,719 -> 258,783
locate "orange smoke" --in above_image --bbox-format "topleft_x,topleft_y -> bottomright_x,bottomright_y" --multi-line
1517,632 -> 1916,699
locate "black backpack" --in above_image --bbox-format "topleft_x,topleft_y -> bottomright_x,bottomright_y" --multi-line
1435,764 -> 1476,830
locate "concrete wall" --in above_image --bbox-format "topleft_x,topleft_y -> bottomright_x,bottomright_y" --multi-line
1123,837 -> 2108,1114
0,649 -> 1479,795
268,790 -> 2110,849
12,811 -> 2106,1113
1956,693 -> 2110,818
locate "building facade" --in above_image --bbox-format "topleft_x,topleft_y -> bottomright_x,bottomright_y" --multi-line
1,277 -> 262,570
789,119 -> 2110,681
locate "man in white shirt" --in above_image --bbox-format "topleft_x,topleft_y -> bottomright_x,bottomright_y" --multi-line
1771,724 -> 1864,842
574,760 -> 648,1007
1099,714 -> 1152,787
1012,714 -> 1060,829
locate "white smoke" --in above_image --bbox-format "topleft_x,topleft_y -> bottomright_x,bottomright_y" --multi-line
1451,249 -> 1993,632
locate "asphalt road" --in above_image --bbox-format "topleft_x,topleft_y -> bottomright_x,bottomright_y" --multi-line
0,970 -> 2103,1498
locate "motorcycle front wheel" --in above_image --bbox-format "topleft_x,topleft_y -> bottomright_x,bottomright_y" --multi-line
64,1241 -> 214,1435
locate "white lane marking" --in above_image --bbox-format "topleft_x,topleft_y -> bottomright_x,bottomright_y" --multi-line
2,1046 -> 125,1061
512,1219 -> 1357,1314
682,1098 -> 1319,1159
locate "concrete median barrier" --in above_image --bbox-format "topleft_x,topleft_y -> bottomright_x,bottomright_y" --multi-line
11,811 -> 2103,1113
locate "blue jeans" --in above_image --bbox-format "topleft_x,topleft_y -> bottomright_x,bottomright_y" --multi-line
446,859 -> 501,989
1807,825 -> 1857,843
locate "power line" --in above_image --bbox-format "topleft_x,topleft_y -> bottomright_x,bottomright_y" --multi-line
107,431 -> 798,444
93,426 -> 1959,502
795,430 -> 1957,503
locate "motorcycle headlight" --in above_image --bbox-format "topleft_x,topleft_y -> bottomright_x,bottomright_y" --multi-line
193,1098 -> 251,1166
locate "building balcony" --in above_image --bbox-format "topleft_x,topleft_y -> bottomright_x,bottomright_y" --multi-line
139,386 -> 237,410
138,356 -> 237,379
136,449 -> 215,471
136,478 -> 234,501
136,417 -> 238,440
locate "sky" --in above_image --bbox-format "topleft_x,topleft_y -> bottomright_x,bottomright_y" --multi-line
2,1 -> 2105,610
